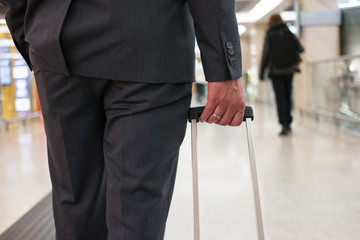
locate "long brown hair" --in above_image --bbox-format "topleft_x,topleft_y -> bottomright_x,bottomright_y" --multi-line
268,14 -> 284,27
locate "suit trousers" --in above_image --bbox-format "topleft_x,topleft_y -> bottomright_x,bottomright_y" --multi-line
34,70 -> 192,240
270,74 -> 293,126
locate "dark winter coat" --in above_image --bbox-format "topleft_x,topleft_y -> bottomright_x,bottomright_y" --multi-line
259,23 -> 304,80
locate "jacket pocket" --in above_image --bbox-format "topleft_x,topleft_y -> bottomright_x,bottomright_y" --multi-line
25,0 -> 72,75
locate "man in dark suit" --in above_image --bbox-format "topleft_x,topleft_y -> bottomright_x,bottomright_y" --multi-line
1,0 -> 246,239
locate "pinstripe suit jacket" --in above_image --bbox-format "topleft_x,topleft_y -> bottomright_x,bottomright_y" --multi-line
0,0 -> 242,83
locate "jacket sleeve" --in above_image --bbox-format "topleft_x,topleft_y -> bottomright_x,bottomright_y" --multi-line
187,0 -> 242,82
259,36 -> 270,80
0,1 -> 31,68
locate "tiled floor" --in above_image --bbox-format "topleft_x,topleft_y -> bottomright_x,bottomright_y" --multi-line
0,117 -> 50,235
1,102 -> 360,239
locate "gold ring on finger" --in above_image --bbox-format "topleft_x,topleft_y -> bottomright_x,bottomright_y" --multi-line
213,113 -> 221,120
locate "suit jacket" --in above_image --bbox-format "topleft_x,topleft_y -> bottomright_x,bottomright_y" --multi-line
1,0 -> 242,83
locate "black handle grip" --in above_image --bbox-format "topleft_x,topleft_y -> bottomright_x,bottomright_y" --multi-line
188,106 -> 254,123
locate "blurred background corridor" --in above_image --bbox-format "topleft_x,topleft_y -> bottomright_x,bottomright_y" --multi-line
1,0 -> 360,239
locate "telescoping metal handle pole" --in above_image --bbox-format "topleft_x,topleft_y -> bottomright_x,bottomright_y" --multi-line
188,107 -> 203,240
243,107 -> 265,240
187,106 -> 264,240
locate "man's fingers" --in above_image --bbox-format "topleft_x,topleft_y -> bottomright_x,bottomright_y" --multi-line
215,108 -> 244,126
228,111 -> 244,126
201,102 -> 228,124
199,102 -> 216,123
214,112 -> 230,126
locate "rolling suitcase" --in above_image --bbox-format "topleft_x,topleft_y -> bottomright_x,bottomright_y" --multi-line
187,106 -> 265,240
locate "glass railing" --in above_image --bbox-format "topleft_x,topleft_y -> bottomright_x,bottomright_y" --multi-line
303,54 -> 360,128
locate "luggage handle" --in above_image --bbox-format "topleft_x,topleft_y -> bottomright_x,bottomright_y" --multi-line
187,106 -> 265,240
188,106 -> 254,123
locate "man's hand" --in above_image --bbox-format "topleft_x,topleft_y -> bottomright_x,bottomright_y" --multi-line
200,78 -> 246,126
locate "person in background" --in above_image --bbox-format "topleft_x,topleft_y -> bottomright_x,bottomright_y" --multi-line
259,14 -> 304,136
0,0 -> 245,239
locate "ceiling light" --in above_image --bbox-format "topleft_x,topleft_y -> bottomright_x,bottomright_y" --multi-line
236,0 -> 283,23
